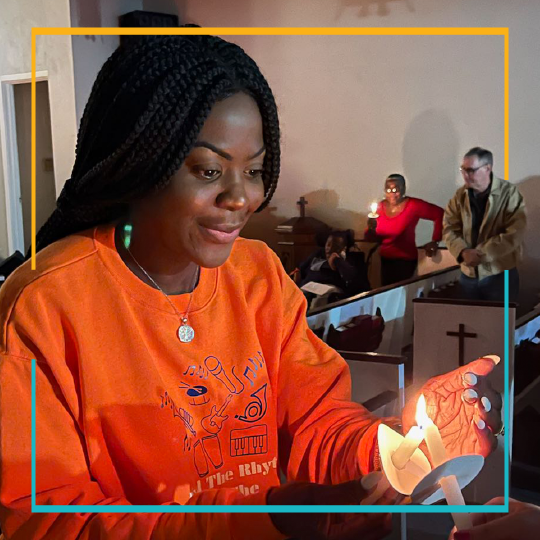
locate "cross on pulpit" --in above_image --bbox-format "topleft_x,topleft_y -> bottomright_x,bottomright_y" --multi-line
446,323 -> 478,366
297,196 -> 308,218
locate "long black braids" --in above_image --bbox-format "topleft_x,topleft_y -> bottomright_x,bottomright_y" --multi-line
33,32 -> 281,257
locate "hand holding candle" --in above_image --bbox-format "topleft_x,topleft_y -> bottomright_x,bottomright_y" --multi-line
401,356 -> 503,460
379,355 -> 501,526
367,202 -> 379,235
381,393 -> 476,531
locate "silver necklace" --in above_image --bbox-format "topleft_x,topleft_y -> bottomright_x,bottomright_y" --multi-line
123,225 -> 199,343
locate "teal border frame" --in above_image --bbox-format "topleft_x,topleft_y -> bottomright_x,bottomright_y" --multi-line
31,272 -> 510,514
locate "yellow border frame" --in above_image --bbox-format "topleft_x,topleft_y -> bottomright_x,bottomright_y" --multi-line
31,27 -> 509,268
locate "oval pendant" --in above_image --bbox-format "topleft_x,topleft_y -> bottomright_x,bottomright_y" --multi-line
178,324 -> 195,343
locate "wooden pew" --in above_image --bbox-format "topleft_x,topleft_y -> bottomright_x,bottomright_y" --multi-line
338,351 -> 406,418
307,265 -> 461,355
352,240 -> 458,291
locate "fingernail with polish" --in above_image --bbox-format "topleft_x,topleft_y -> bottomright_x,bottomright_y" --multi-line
483,354 -> 500,365
462,372 -> 478,387
462,388 -> 479,404
481,396 -> 492,412
475,418 -> 486,430
360,471 -> 383,491
454,532 -> 471,540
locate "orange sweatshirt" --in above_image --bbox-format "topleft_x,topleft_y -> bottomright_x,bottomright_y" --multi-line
0,223 -> 389,539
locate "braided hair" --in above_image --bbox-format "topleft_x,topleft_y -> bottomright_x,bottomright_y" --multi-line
34,32 -> 281,256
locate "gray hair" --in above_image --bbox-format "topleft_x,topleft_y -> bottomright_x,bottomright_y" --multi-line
464,147 -> 493,167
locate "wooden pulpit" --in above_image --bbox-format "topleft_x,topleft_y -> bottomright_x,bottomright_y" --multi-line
275,196 -> 331,274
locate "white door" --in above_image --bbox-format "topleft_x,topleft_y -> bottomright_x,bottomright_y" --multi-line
0,71 -> 56,257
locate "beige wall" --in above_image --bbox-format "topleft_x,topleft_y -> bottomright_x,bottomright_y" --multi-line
69,0 -> 144,124
0,0 -> 77,258
222,34 -> 503,249
182,0 -> 540,300
69,0 -> 178,125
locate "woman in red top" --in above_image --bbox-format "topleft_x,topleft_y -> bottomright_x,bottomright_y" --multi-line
366,174 -> 444,286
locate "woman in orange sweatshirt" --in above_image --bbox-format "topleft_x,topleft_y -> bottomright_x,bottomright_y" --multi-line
0,33 -> 502,540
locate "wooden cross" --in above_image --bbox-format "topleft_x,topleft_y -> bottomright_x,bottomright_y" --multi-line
446,323 -> 478,366
297,196 -> 308,218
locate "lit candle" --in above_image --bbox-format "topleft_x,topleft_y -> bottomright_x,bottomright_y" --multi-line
391,396 -> 428,469
391,425 -> 424,469
416,394 -> 447,467
368,202 -> 379,219
424,421 -> 447,467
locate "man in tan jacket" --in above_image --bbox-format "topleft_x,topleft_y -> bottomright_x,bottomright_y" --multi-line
443,147 -> 526,302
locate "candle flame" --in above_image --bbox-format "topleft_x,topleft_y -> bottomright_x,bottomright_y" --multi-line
415,394 -> 430,426
370,202 -> 378,214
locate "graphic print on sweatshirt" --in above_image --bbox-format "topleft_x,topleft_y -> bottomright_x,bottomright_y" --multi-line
160,350 -> 272,484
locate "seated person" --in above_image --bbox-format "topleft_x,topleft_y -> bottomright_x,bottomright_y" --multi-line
296,230 -> 370,307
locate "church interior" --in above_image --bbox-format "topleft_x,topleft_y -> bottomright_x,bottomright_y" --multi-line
1,1 -> 540,539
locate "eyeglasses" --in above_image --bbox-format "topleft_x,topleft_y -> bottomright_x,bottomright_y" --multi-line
460,164 -> 489,176
385,187 -> 400,193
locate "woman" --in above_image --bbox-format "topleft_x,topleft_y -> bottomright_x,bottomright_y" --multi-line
296,229 -> 370,308
0,35 -> 501,540
366,174 -> 444,286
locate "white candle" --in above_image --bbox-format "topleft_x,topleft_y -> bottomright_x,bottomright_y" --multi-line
424,420 -> 447,467
368,202 -> 379,218
391,395 -> 431,471
416,394 -> 448,467
391,426 -> 424,470
439,475 -> 473,530
404,458 -> 428,479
